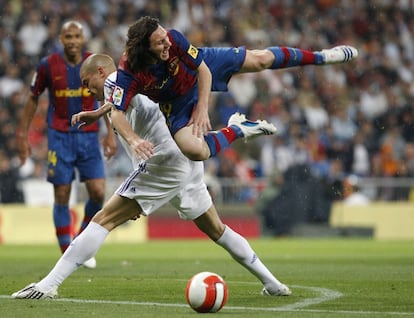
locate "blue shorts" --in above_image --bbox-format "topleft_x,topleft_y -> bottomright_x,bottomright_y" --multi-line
166,46 -> 246,135
201,46 -> 246,91
47,129 -> 105,185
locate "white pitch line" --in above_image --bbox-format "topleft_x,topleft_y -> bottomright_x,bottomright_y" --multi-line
226,281 -> 343,310
280,284 -> 343,310
1,295 -> 413,316
2,283 -> 413,316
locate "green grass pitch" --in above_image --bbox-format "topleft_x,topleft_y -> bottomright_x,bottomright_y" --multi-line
1,238 -> 413,317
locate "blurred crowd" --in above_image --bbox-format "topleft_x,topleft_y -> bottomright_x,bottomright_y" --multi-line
2,0 -> 414,204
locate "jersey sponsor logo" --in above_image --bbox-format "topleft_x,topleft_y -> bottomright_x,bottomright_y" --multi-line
55,87 -> 91,98
187,45 -> 198,59
112,86 -> 124,106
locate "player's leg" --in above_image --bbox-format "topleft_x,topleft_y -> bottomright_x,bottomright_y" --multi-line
193,205 -> 291,296
240,45 -> 358,72
174,117 -> 276,161
164,48 -> 276,161
76,132 -> 106,235
47,129 -> 77,253
73,177 -> 105,269
12,194 -> 142,299
75,133 -> 107,268
174,126 -> 211,160
53,184 -> 72,253
80,178 -> 105,234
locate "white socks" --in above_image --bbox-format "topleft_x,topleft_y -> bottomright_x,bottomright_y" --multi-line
36,222 -> 109,292
215,225 -> 283,293
36,223 -> 283,294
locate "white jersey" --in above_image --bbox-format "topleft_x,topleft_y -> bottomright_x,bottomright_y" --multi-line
104,72 -> 212,220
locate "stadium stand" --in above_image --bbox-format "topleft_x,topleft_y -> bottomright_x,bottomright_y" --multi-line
2,1 -> 414,237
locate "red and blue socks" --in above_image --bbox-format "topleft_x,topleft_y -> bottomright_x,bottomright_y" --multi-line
53,204 -> 71,253
53,199 -> 102,253
78,199 -> 102,235
267,46 -> 324,68
204,126 -> 242,157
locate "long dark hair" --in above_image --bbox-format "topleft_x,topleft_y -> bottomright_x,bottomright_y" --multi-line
126,16 -> 160,72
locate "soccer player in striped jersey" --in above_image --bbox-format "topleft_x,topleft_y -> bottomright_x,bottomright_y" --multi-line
16,21 -> 117,268
112,16 -> 358,161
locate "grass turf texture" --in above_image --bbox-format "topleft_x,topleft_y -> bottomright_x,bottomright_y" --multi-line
0,238 -> 413,317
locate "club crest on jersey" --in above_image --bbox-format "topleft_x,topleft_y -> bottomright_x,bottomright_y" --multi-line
187,45 -> 198,59
112,86 -> 124,106
168,56 -> 179,76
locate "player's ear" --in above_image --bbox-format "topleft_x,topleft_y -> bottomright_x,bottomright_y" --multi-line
97,66 -> 106,78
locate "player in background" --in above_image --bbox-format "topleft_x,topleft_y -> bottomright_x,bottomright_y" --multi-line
113,16 -> 358,161
16,21 -> 117,268
12,53 -> 291,299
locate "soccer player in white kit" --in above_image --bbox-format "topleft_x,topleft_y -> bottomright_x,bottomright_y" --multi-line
12,54 -> 291,299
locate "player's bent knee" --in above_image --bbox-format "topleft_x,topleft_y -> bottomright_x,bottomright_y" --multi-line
180,143 -> 209,161
243,49 -> 273,71
174,128 -> 210,160
194,212 -> 226,241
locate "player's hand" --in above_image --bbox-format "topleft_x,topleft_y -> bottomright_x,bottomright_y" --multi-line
71,111 -> 99,129
17,137 -> 31,166
130,137 -> 154,161
187,103 -> 212,138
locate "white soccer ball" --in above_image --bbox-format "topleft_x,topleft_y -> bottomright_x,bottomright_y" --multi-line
185,271 -> 228,313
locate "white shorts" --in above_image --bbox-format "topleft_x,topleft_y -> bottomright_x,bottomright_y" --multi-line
115,156 -> 212,221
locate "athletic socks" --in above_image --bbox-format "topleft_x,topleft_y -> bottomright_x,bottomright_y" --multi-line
53,199 -> 103,253
78,199 -> 103,234
53,204 -> 71,253
37,222 -> 283,294
204,127 -> 239,157
36,222 -> 109,292
267,46 -> 324,68
215,225 -> 284,292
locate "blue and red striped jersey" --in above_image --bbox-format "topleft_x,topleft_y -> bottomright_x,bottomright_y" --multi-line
31,51 -> 99,132
113,29 -> 203,113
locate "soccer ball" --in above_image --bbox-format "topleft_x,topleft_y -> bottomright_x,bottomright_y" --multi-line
185,271 -> 228,313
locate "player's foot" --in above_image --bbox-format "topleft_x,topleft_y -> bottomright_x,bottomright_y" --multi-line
11,283 -> 58,299
261,284 -> 292,296
321,45 -> 358,64
83,257 -> 97,269
228,112 -> 277,140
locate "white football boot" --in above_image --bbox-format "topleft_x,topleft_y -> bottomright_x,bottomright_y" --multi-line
261,283 -> 292,296
321,45 -> 358,64
12,283 -> 58,299
83,257 -> 97,269
228,112 -> 277,140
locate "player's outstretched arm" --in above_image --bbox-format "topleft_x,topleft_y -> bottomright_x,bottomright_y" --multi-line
71,102 -> 113,128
